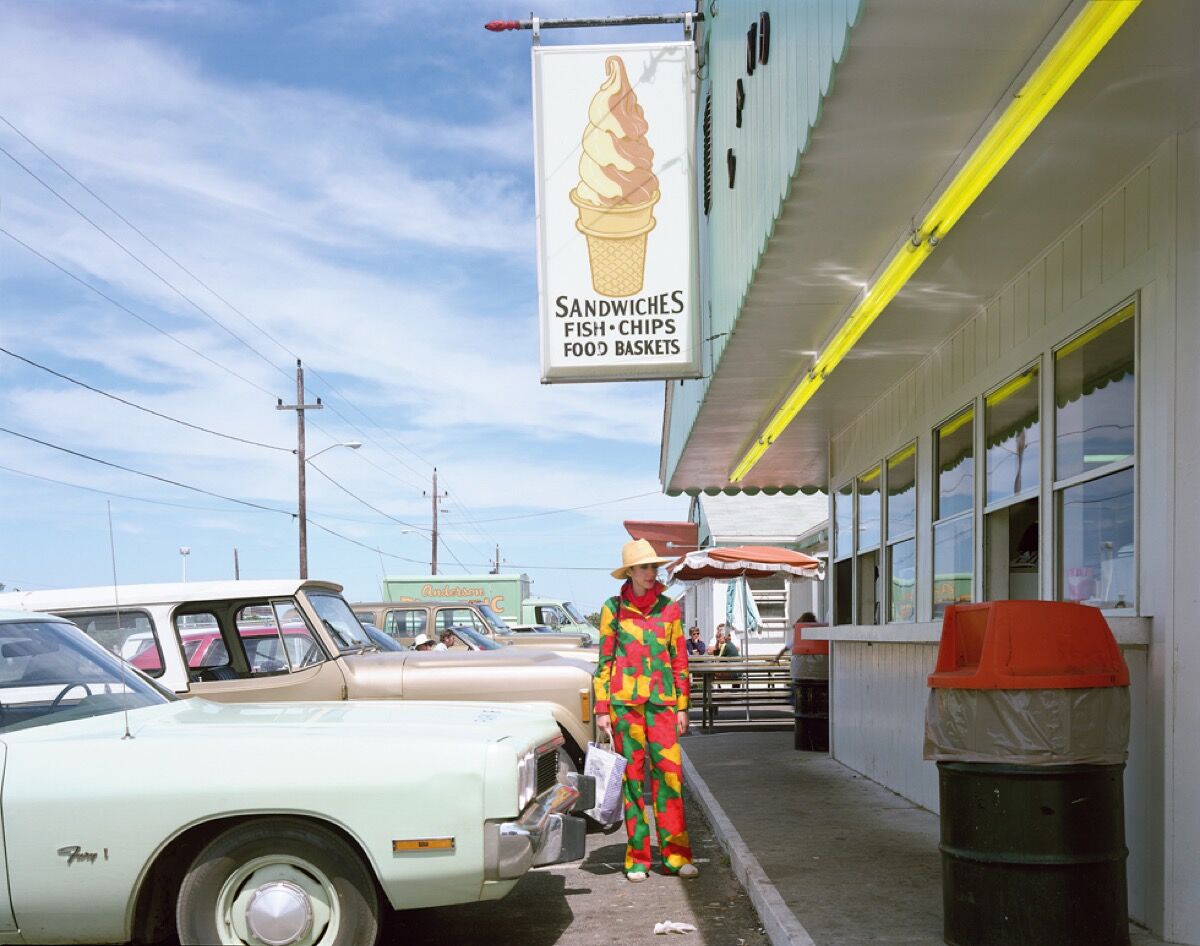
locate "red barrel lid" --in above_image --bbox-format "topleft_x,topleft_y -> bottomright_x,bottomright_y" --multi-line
928,601 -> 1129,689
791,622 -> 829,655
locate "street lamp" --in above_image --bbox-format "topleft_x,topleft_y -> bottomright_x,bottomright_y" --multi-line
298,441 -> 361,579
179,546 -> 191,582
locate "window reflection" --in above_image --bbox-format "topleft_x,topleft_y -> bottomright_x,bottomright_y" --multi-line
986,366 -> 1040,504
857,467 -> 881,551
888,539 -> 916,623
936,408 -> 974,520
933,517 -> 973,616
834,483 -> 853,559
887,446 -> 916,538
1059,468 -> 1135,610
1055,304 -> 1135,481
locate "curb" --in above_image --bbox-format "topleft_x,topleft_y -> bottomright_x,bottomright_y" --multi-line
683,748 -> 817,946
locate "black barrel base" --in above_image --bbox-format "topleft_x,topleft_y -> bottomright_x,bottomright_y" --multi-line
938,761 -> 1129,946
794,678 -> 829,751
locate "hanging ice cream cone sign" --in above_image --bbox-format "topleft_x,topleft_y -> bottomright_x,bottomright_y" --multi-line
533,43 -> 699,382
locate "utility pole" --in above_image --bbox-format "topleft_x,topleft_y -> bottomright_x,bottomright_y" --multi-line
277,360 -> 323,579
424,468 -> 448,575
233,547 -> 240,580
492,544 -> 501,574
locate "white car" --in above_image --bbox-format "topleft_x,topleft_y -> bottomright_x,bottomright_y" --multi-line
0,609 -> 585,946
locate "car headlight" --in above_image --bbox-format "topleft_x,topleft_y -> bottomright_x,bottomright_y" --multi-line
517,750 -> 538,809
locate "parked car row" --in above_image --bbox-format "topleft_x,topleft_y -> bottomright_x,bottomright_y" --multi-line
0,578 -> 600,946
351,600 -> 595,650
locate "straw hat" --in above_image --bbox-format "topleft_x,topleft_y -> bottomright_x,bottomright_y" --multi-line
612,538 -> 672,579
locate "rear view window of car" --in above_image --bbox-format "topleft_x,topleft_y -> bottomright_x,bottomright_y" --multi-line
385,610 -> 426,636
436,608 -> 484,634
66,610 -> 166,678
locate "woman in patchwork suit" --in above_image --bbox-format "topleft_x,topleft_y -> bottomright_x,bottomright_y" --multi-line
594,538 -> 699,882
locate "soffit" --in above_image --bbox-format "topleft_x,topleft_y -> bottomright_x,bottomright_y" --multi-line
667,0 -> 1197,493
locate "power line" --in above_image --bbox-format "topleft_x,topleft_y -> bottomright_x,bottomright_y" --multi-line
306,460 -> 430,533
463,490 -> 664,523
0,461 -> 250,513
0,227 -> 281,399
0,115 -> 459,534
0,345 -> 292,452
0,141 -> 286,380
0,424 -> 294,517
0,115 -> 436,487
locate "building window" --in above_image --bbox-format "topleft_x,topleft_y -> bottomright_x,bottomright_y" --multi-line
934,407 -> 975,615
856,466 -> 881,551
1054,302 -> 1136,610
855,467 -> 881,625
885,444 -> 916,623
984,365 -> 1041,600
833,482 -> 853,561
832,481 -> 853,624
888,538 -> 916,622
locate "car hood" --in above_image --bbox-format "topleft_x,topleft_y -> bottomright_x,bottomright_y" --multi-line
1,697 -> 560,749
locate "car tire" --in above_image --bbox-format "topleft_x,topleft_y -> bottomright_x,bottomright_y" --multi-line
176,817 -> 380,946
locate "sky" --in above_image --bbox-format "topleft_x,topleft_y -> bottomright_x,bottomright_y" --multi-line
0,0 -> 697,613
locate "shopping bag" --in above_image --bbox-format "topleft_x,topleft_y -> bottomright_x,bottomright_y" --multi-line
583,740 -> 626,825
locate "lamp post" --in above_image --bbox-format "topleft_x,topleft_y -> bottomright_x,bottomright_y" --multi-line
296,441 -> 361,578
179,546 -> 191,582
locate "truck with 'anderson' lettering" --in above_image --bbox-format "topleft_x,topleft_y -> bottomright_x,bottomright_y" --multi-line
383,574 -> 597,645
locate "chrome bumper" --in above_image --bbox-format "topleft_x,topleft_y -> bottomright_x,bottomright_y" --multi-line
484,776 -> 592,880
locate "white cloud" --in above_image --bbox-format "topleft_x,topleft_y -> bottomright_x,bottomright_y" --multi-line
0,3 -> 689,607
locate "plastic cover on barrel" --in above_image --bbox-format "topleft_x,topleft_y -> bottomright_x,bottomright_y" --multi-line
923,601 -> 1130,765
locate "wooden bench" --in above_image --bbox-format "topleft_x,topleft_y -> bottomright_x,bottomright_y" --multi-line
688,657 -> 793,732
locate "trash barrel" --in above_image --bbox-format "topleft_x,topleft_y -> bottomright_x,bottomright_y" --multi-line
791,622 -> 829,752
923,601 -> 1131,946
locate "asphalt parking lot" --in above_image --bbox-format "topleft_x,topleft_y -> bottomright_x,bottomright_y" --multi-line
392,794 -> 772,946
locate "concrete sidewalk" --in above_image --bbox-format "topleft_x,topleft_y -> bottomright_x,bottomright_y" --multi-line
682,728 -> 1163,946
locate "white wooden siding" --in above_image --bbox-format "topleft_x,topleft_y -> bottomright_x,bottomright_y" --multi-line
822,137 -> 1182,933
830,150 -> 1167,483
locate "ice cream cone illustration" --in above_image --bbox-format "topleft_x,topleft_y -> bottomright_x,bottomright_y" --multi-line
570,55 -> 659,297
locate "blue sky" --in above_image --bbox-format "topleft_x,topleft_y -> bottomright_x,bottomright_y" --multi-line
0,0 -> 695,612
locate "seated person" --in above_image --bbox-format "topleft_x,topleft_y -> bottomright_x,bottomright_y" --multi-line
434,629 -> 456,651
714,630 -> 740,658
412,633 -> 435,652
686,625 -> 706,655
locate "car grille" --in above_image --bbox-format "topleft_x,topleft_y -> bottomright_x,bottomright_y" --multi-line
536,748 -> 559,794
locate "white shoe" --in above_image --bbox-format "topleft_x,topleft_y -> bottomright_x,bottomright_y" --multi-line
626,870 -> 649,883
678,863 -> 699,879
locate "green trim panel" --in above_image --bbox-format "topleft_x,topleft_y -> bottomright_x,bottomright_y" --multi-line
663,0 -> 862,489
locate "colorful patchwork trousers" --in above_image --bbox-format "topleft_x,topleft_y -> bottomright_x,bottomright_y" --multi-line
611,701 -> 693,874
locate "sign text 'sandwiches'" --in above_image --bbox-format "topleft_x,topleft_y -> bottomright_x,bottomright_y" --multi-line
533,43 -> 700,383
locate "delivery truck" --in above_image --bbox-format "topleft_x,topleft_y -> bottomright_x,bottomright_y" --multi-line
384,573 -> 597,644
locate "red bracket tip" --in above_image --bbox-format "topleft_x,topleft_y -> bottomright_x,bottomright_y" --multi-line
485,19 -> 521,32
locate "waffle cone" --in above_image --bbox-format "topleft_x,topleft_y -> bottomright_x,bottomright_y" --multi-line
570,189 -> 659,297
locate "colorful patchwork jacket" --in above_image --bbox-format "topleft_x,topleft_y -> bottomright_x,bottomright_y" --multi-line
593,586 -> 689,714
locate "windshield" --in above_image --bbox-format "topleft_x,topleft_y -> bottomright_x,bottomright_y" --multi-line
564,602 -> 588,624
0,619 -> 172,733
475,603 -> 512,635
306,592 -> 377,654
455,625 -> 503,651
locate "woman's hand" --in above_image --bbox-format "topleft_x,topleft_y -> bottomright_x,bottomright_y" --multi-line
676,710 -> 689,736
596,712 -> 612,739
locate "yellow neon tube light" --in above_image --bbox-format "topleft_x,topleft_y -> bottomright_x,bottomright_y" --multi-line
730,0 -> 1141,483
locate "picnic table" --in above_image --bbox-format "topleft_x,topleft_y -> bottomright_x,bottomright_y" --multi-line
688,655 -> 793,733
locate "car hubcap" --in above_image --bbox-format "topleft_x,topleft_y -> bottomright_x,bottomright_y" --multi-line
245,881 -> 313,946
221,858 -> 336,946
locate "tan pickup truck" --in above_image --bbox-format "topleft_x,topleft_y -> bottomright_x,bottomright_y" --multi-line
0,580 -> 597,766
352,600 -> 593,651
